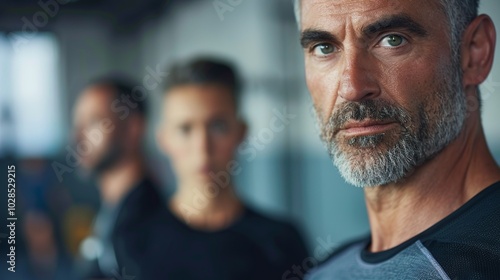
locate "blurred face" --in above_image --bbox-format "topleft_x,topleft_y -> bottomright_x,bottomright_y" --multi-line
301,0 -> 467,187
73,86 -> 123,175
158,84 -> 245,185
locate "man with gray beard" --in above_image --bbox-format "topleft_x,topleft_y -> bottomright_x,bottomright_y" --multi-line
293,0 -> 500,279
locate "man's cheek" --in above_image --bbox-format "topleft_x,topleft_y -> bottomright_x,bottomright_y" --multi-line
320,90 -> 340,122
306,77 -> 326,105
379,72 -> 418,108
174,148 -> 191,160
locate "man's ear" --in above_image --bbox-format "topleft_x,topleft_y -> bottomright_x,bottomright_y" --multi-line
461,15 -> 497,89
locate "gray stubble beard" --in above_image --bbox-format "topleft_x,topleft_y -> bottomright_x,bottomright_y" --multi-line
316,59 -> 467,188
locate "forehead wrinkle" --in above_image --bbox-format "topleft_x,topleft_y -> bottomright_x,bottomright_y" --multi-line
303,0 -> 390,16
302,0 -> 441,35
302,0 -> 402,42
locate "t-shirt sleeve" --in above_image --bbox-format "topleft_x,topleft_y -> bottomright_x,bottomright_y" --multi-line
424,240 -> 500,279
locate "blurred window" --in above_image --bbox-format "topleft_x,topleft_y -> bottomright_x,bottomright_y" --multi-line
0,32 -> 62,158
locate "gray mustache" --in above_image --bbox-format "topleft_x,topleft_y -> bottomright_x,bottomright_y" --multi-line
329,99 -> 410,135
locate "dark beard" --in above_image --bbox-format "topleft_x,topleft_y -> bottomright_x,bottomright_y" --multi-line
91,143 -> 123,177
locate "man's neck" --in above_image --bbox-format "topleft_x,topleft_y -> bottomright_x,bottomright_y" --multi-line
98,156 -> 145,206
366,119 -> 500,252
170,180 -> 243,231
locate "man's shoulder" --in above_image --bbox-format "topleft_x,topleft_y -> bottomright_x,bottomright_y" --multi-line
425,181 -> 500,242
303,236 -> 370,280
236,207 -> 309,254
423,240 -> 500,279
317,235 -> 370,266
240,207 -> 302,236
115,177 -> 164,224
412,181 -> 500,278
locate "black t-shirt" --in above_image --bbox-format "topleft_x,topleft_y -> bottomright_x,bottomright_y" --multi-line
306,181 -> 500,280
80,177 -> 164,279
119,204 -> 309,280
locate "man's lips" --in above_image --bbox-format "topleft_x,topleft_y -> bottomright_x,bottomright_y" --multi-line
339,120 -> 397,137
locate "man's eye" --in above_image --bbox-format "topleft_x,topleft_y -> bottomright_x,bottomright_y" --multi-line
379,35 -> 407,47
179,124 -> 191,135
312,43 -> 337,57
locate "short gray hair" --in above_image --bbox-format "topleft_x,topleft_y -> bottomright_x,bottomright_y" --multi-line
440,0 -> 480,57
292,0 -> 479,50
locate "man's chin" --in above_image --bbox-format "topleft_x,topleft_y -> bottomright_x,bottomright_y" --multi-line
336,162 -> 405,188
332,142 -> 418,188
334,135 -> 397,158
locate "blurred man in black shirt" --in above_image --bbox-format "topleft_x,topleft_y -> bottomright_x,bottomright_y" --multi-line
72,76 -> 163,279
119,58 -> 309,280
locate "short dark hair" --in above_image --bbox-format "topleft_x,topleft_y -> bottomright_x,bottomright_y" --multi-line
163,58 -> 241,108
87,75 -> 148,117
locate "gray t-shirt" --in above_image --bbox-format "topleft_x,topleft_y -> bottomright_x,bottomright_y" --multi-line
307,240 -> 449,279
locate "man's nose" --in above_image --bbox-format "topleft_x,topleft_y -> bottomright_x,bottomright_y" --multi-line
337,50 -> 381,102
195,128 -> 213,157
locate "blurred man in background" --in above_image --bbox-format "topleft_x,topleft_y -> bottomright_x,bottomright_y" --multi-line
72,77 -> 164,279
119,58 -> 309,280
296,0 -> 500,279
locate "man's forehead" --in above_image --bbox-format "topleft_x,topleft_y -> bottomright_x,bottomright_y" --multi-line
75,86 -> 114,117
303,0 -> 397,16
163,86 -> 236,121
301,0 -> 442,29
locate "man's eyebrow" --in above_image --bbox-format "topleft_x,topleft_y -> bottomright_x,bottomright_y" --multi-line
300,30 -> 338,49
300,14 -> 428,49
363,14 -> 428,38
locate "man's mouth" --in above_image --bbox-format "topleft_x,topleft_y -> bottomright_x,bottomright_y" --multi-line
339,120 -> 397,137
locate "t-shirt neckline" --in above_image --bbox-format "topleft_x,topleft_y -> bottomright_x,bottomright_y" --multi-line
360,181 -> 500,264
